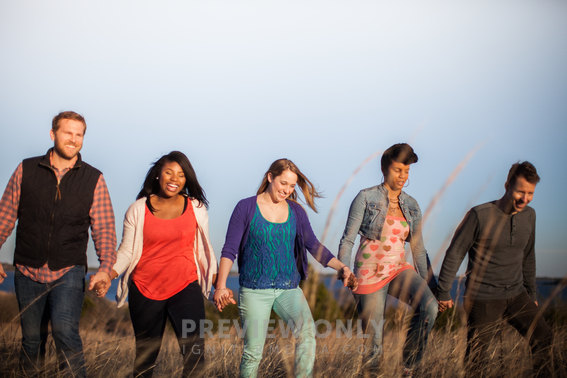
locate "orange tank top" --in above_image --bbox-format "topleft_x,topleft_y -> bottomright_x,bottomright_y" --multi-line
131,200 -> 198,300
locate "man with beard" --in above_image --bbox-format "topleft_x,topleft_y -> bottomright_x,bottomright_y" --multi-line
0,111 -> 116,377
436,161 -> 553,377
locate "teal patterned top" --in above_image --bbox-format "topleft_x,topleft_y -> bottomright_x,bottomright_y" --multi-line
239,203 -> 300,289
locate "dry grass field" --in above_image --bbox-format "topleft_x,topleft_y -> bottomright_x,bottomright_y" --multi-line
1,277 -> 566,378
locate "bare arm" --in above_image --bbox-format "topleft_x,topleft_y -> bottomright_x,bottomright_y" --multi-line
213,257 -> 237,311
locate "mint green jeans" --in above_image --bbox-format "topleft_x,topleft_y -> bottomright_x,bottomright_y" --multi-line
238,287 -> 316,378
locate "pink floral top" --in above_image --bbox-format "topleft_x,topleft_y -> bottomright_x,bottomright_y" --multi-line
353,215 -> 414,294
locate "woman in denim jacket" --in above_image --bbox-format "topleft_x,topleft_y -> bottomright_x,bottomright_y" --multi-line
338,143 -> 438,376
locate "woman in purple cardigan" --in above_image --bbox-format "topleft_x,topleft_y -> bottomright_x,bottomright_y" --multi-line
214,158 -> 356,378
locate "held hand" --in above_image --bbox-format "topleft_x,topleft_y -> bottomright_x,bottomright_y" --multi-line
213,288 -> 236,312
438,299 -> 454,313
88,271 -> 111,298
214,288 -> 236,312
346,273 -> 358,291
224,288 -> 237,307
0,265 -> 7,284
338,266 -> 358,291
92,281 -> 106,296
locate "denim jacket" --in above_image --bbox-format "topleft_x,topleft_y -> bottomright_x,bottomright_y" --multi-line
338,183 -> 437,288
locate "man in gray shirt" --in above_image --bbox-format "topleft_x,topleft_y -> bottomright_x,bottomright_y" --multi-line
437,161 -> 552,376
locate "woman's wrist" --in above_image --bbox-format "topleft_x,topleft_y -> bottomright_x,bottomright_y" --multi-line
110,269 -> 119,280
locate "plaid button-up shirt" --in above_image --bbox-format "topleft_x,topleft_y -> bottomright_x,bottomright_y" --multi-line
0,157 -> 116,283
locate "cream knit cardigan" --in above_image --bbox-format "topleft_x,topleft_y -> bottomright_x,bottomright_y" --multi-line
113,197 -> 218,308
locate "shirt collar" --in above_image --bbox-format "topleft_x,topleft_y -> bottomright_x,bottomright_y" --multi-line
48,148 -> 77,172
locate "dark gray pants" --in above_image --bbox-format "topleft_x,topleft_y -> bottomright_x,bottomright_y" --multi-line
465,290 -> 553,377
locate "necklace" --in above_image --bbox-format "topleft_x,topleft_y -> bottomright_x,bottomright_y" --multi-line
264,193 -> 281,212
388,197 -> 400,212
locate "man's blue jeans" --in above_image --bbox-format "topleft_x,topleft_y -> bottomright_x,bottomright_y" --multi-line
14,266 -> 86,378
353,269 -> 438,369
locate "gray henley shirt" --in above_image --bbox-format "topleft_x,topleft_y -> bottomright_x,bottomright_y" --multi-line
437,201 -> 537,302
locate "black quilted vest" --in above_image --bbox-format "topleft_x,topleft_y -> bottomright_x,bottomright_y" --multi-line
14,150 -> 101,270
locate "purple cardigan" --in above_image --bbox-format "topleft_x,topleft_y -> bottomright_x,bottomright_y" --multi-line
220,196 -> 335,281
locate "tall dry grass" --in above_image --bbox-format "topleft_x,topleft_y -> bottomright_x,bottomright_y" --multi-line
1,289 -> 566,377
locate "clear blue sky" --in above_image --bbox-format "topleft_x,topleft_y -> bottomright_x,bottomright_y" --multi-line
1,1 -> 566,277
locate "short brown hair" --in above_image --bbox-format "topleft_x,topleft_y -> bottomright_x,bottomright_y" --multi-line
52,111 -> 87,134
506,161 -> 540,187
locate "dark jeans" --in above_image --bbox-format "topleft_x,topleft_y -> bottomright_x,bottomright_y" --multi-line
465,290 -> 553,377
14,266 -> 86,378
128,280 -> 206,378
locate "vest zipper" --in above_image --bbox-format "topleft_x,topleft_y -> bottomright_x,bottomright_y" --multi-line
46,176 -> 61,256
56,179 -> 62,200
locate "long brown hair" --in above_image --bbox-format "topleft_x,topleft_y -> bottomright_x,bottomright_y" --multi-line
256,158 -> 322,212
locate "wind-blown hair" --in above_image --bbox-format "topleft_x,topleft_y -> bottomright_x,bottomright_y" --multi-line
506,161 -> 540,187
381,143 -> 418,175
256,158 -> 322,213
137,151 -> 208,212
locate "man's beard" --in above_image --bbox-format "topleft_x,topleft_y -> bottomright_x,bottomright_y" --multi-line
54,142 -> 80,160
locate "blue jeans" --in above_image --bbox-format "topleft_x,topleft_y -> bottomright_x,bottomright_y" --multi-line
353,269 -> 438,369
14,266 -> 86,378
239,287 -> 316,378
